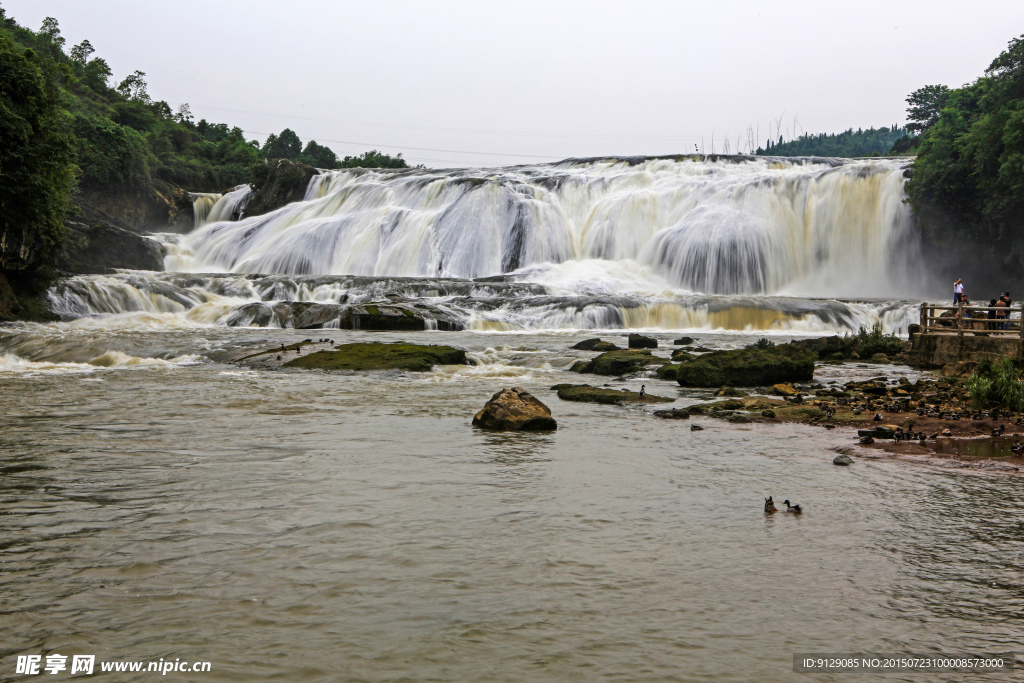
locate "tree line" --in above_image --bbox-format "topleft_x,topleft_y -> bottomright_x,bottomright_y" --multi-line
755,125 -> 910,157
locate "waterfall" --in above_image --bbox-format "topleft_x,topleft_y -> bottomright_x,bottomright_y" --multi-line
167,156 -> 918,298
44,156 -> 926,333
190,192 -> 221,227
190,185 -> 254,228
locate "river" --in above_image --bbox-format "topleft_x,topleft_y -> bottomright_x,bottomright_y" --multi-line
2,156 -> 1020,681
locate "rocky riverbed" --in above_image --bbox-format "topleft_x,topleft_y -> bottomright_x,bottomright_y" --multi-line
212,331 -> 1024,472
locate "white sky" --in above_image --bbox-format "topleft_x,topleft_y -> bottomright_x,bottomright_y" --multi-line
6,0 -> 1024,167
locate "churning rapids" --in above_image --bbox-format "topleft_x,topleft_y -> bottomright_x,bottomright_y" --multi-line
42,155 -> 925,336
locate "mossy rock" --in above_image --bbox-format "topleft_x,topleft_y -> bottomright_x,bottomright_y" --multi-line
655,363 -> 680,381
555,384 -> 674,405
675,344 -> 815,387
671,349 -> 696,362
572,349 -> 668,376
283,342 -> 466,372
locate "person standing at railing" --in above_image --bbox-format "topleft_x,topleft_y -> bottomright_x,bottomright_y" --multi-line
989,299 -> 998,331
995,294 -> 1008,330
954,278 -> 964,304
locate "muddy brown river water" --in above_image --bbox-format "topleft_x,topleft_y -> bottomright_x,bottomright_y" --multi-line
2,325 -> 1023,681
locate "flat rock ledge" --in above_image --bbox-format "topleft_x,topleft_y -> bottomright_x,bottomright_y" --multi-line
551,383 -> 674,405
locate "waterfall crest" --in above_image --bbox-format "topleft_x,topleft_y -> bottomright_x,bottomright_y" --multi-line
190,185 -> 254,228
167,156 -> 918,298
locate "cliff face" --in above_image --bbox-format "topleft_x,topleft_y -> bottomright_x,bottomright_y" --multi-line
244,159 -> 318,217
77,182 -> 194,234
62,203 -> 165,274
1,159 -> 321,320
0,202 -> 167,322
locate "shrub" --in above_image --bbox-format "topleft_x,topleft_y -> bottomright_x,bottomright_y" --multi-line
967,358 -> 1024,410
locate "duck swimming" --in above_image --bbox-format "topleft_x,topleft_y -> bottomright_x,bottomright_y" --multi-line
764,496 -> 778,513
783,500 -> 802,513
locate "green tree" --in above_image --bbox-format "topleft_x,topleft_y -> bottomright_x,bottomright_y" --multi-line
0,36 -> 77,272
299,140 -> 338,168
116,69 -> 150,103
82,56 -> 111,90
262,128 -> 302,159
69,39 -> 93,65
38,16 -> 64,49
905,85 -> 952,134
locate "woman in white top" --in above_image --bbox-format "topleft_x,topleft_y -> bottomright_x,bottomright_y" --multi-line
954,278 -> 964,304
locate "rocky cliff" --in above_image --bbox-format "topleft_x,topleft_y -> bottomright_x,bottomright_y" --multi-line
244,159 -> 319,217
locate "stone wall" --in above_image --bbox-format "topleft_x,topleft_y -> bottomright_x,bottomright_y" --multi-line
908,333 -> 1022,369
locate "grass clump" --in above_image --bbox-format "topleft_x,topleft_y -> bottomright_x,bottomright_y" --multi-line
967,358 -> 1024,410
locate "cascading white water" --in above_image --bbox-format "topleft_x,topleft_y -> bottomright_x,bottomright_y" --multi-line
190,185 -> 254,228
167,156 -> 918,298
190,192 -> 221,227
45,269 -> 922,335
42,156 -> 929,334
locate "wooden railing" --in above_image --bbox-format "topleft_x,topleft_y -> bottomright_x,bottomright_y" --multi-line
919,303 -> 1024,337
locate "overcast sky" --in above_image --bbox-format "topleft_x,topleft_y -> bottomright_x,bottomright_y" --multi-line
6,0 -> 1023,167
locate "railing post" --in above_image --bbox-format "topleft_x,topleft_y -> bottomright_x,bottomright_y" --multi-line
1019,303 -> 1023,339
920,303 -> 926,334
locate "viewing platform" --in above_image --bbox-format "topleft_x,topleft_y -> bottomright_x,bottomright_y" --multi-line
909,303 -> 1024,368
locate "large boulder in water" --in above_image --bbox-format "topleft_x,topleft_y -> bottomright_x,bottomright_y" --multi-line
473,387 -> 557,431
571,338 -> 620,351
628,333 -> 658,349
570,349 -> 667,376
675,344 -> 815,387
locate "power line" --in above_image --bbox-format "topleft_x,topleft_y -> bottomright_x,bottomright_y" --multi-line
201,104 -> 703,141
241,130 -> 565,160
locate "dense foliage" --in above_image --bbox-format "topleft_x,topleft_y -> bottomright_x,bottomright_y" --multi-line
905,35 -> 1024,282
0,9 -> 265,203
0,32 -> 77,273
756,126 -> 909,157
842,323 -> 906,358
1,8 -> 412,204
